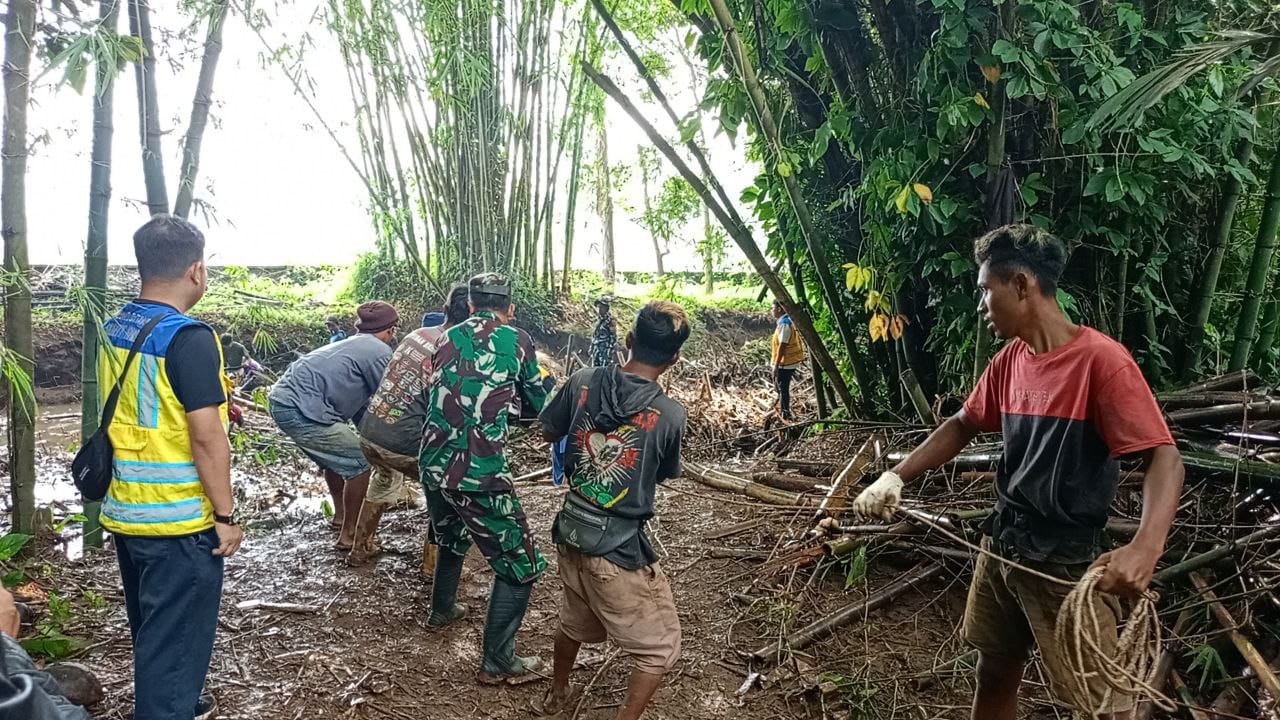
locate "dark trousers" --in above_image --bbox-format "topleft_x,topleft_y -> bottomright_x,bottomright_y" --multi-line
115,528 -> 224,720
775,367 -> 797,419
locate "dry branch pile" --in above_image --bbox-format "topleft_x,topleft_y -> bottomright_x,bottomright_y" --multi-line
679,370 -> 1280,717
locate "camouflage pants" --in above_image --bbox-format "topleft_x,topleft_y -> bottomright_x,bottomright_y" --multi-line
422,483 -> 546,585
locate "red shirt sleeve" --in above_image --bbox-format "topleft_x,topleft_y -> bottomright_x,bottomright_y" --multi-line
1090,354 -> 1175,457
963,348 -> 1006,432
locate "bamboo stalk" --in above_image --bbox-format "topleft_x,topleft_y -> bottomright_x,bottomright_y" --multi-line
705,0 -> 874,402
751,562 -> 946,663
1153,524 -> 1280,584
1187,571 -> 1280,702
1166,400 -> 1280,424
684,463 -> 817,507
580,62 -> 858,414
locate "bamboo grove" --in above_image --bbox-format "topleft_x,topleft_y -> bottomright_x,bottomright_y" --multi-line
316,0 -> 1280,415
655,0 -> 1280,410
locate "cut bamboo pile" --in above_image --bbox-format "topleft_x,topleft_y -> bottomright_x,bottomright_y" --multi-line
681,370 -> 1280,717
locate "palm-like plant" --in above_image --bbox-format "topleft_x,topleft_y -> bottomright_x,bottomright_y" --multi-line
1090,29 -> 1280,377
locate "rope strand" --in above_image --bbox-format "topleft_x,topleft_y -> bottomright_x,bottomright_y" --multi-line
895,507 -> 1175,716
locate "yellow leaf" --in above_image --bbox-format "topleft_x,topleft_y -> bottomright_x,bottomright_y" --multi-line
868,313 -> 889,342
845,266 -> 858,291
864,290 -> 882,312
842,262 -> 857,269
974,92 -> 990,110
857,267 -> 872,291
889,314 -> 907,340
894,185 -> 911,214
777,161 -> 792,178
912,183 -> 933,205
980,65 -> 1001,83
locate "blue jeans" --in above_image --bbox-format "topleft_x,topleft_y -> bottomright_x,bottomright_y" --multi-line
551,436 -> 568,486
115,528 -> 224,720
269,403 -> 370,480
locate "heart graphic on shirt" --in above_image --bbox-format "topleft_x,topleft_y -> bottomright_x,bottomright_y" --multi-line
585,431 -> 626,470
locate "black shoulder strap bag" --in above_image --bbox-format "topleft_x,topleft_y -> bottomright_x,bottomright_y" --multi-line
71,313 -> 167,501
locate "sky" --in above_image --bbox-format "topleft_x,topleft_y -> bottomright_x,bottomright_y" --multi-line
27,3 -> 762,275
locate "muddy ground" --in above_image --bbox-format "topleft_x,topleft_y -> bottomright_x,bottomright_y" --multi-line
9,408 -> 1089,720
5,303 -> 1081,719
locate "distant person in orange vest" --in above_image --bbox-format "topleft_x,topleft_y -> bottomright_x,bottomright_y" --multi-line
770,300 -> 806,420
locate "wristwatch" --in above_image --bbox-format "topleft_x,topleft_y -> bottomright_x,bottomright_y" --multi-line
214,511 -> 239,526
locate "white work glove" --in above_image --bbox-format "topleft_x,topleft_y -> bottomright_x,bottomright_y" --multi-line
852,471 -> 903,521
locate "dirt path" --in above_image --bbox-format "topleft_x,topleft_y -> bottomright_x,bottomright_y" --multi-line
25,431 -> 1064,720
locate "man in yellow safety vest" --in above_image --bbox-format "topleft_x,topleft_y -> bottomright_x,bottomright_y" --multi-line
100,215 -> 242,720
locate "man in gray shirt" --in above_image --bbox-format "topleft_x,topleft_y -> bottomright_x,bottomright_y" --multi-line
270,301 -> 399,549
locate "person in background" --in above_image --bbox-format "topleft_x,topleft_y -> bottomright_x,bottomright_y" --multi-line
537,301 -> 691,719
99,215 -> 242,720
220,333 -> 248,376
770,299 -> 806,420
852,224 -> 1184,720
325,315 -> 348,344
0,587 -> 90,719
554,296 -> 619,483
269,301 -> 399,550
590,297 -> 618,368
418,273 -> 552,683
349,285 -> 469,567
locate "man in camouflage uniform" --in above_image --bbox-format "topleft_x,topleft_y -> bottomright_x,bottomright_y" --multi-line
589,297 -> 618,368
419,272 -> 554,684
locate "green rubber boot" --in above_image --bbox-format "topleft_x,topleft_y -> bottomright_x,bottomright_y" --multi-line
427,549 -> 467,628
478,577 -> 542,683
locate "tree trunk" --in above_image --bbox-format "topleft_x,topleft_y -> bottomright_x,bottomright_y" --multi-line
702,208 -> 714,294
974,0 -> 1015,385
583,61 -> 858,414
562,94 -> 588,295
128,0 -> 169,216
1182,137 -> 1254,379
4,0 -> 37,534
641,163 -> 663,277
1230,150 -> 1280,372
1257,290 -> 1280,372
596,121 -> 615,286
81,0 -> 121,549
705,0 -> 873,402
173,0 -> 227,219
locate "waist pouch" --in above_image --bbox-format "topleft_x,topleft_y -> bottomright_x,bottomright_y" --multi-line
553,491 -> 643,557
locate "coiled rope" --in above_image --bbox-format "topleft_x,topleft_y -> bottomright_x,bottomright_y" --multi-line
896,507 -> 1175,717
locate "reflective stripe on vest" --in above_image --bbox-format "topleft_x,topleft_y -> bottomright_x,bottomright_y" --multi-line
98,301 -> 228,537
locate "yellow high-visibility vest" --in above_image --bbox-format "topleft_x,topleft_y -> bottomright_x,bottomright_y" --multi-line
771,316 -> 807,367
98,301 -> 229,537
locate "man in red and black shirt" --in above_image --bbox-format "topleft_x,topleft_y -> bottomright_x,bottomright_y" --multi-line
854,224 -> 1184,720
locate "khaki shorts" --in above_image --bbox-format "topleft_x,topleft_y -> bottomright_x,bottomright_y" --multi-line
360,440 -> 420,505
963,537 -> 1132,715
557,545 -> 681,674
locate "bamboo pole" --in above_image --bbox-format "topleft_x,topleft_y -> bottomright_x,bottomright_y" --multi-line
1187,571 -> 1280,702
1153,524 -> 1280,584
752,562 -> 945,663
581,62 -> 858,414
705,0 -> 874,402
684,463 -> 817,507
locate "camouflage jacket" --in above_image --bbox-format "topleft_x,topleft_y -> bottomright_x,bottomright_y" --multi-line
419,311 -> 550,492
590,316 -> 617,367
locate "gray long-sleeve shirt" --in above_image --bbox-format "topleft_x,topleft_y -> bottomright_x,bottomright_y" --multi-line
0,634 -> 91,720
269,333 -> 393,425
